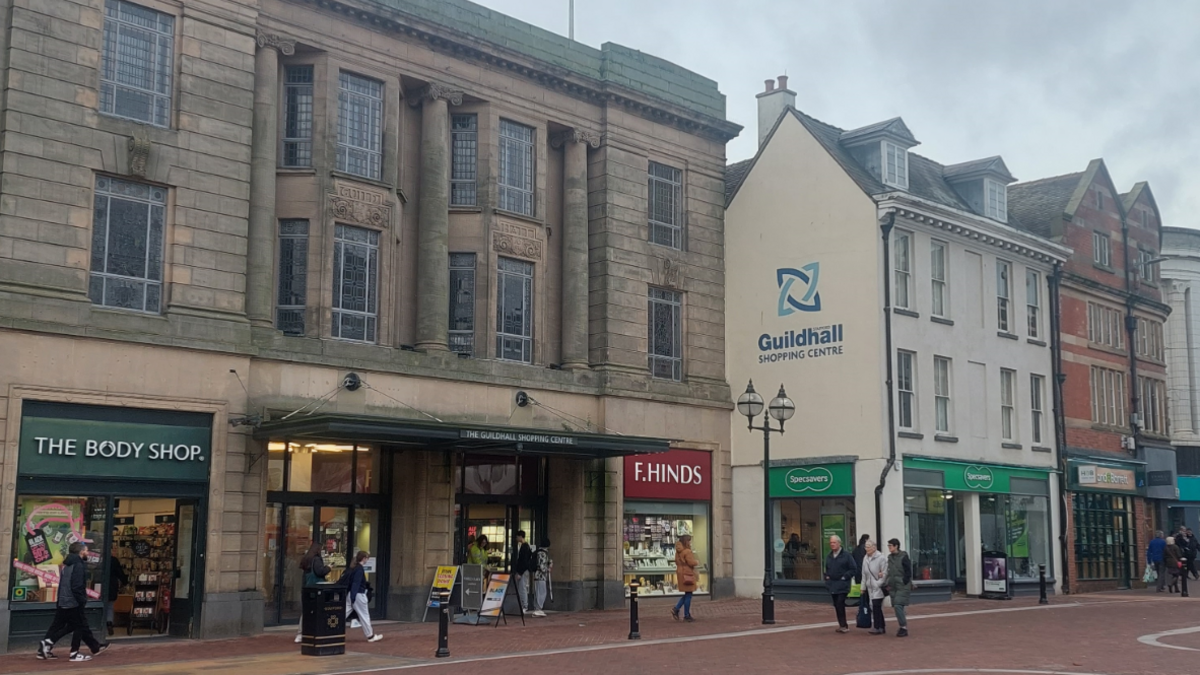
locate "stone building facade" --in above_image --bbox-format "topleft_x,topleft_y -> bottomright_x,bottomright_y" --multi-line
1010,162 -> 1171,593
0,0 -> 739,650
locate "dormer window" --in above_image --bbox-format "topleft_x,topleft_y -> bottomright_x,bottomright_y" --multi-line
985,178 -> 1007,221
883,141 -> 908,189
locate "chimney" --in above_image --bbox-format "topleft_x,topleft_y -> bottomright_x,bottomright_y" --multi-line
756,74 -> 795,148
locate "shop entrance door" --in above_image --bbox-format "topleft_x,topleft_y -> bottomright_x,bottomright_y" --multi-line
169,500 -> 200,637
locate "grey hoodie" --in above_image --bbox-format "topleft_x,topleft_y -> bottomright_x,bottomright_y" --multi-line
56,553 -> 88,609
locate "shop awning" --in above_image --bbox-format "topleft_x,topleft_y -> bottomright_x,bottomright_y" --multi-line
252,413 -> 671,459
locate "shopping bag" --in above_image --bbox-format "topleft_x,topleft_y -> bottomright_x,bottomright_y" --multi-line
847,581 -> 862,599
1142,564 -> 1157,584
856,598 -> 872,628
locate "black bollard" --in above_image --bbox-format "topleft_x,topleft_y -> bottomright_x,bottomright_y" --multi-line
436,590 -> 451,658
1183,570 -> 1190,598
1038,564 -> 1048,604
628,582 -> 641,640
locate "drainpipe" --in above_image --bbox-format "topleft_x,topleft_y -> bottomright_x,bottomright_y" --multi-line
1049,262 -> 1069,594
1120,210 -> 1144,578
876,211 -> 898,540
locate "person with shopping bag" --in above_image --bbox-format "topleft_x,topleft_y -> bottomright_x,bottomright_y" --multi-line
1146,530 -> 1165,592
823,535 -> 857,633
861,540 -> 888,634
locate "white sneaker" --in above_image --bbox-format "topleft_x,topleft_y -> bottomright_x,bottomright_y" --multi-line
532,610 -> 546,617
294,634 -> 303,644
367,634 -> 382,643
69,653 -> 92,662
350,620 -> 361,629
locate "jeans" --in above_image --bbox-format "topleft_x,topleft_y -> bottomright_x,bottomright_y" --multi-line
831,593 -> 848,628
44,607 -> 102,654
516,573 -> 529,611
673,592 -> 693,618
345,592 -> 373,637
893,604 -> 908,628
533,578 -> 548,611
871,598 -> 886,631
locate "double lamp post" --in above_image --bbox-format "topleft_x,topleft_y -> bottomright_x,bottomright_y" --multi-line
736,380 -> 795,625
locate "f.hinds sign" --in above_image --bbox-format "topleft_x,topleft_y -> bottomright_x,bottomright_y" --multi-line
624,449 -> 711,501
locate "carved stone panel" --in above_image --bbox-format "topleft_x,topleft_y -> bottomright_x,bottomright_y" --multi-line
493,220 -> 543,260
128,128 -> 151,178
328,181 -> 393,229
655,256 -> 682,289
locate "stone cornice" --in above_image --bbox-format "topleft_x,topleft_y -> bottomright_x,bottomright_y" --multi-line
407,81 -> 464,107
885,203 -> 1066,265
285,0 -> 741,142
256,30 -> 296,55
550,128 -> 601,149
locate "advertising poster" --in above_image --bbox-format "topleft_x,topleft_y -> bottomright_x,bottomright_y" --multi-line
426,565 -> 459,608
13,498 -> 101,602
820,514 -> 847,562
479,573 -> 511,617
982,553 -> 1008,596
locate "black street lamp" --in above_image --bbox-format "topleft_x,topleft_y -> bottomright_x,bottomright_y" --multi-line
737,380 -> 795,625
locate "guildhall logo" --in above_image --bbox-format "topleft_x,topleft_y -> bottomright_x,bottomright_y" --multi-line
777,263 -> 821,316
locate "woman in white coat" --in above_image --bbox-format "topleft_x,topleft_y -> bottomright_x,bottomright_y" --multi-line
861,539 -> 888,635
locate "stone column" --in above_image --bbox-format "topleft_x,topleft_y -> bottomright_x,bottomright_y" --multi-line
246,31 -> 294,328
552,129 -> 600,369
411,83 -> 463,351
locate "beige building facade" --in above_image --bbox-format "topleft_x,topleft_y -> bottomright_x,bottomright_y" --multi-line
0,0 -> 739,650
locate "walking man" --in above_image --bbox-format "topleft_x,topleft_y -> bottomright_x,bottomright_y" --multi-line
1147,530 -> 1167,592
531,538 -> 553,617
513,530 -> 533,613
38,542 -> 108,661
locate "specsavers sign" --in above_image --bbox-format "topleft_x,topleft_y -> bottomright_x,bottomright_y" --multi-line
768,463 -> 855,498
903,457 -> 1051,493
20,413 -> 212,482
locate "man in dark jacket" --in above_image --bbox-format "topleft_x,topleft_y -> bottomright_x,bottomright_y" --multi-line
1147,531 -> 1166,592
106,553 -> 128,636
512,530 -> 533,613
824,535 -> 858,633
38,542 -> 107,661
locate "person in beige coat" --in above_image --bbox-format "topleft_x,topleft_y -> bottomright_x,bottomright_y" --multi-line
671,534 -> 700,622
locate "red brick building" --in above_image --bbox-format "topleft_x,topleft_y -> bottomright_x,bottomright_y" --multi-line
1010,159 -> 1172,592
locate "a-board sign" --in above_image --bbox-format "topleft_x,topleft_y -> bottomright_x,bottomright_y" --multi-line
982,551 -> 1009,598
461,564 -> 485,611
479,573 -> 511,617
427,566 -> 459,608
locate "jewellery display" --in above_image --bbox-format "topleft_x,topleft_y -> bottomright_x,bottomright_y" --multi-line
622,512 -> 708,597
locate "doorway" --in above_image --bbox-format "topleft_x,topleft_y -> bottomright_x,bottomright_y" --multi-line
108,497 -> 202,639
453,455 -> 546,570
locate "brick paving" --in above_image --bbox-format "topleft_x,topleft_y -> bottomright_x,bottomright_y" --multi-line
5,592 -> 1200,674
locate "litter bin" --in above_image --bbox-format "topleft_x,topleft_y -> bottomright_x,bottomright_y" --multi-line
301,583 -> 346,656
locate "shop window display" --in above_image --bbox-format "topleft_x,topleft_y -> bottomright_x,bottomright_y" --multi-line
12,496 -> 107,604
905,488 -> 950,581
623,502 -> 709,596
980,492 -> 1051,581
772,498 -> 857,581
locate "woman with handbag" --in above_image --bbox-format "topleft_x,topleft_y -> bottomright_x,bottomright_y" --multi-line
295,543 -> 331,643
342,551 -> 382,642
671,534 -> 700,622
824,535 -> 858,633
862,539 -> 888,634
1165,537 -> 1185,593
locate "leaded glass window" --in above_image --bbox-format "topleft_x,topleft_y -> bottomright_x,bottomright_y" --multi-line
276,220 -> 308,335
648,288 -> 682,381
496,257 -> 533,363
498,120 -> 534,216
89,176 -> 166,313
451,115 -> 478,207
337,72 -> 383,180
282,66 -> 313,167
648,162 -> 683,249
449,253 -> 476,355
332,224 -> 379,342
100,0 -> 174,127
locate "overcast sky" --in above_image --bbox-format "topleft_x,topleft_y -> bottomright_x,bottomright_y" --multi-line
477,0 -> 1200,228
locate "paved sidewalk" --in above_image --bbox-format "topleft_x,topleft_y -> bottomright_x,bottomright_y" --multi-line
3,592 -> 1191,674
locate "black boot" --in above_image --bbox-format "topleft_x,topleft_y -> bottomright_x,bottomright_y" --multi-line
897,627 -> 908,637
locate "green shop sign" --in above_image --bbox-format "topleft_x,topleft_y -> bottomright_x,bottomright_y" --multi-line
19,414 -> 213,482
769,463 -> 855,498
903,457 -> 1050,493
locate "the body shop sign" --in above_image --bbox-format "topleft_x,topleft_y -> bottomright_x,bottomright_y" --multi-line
624,449 -> 711,501
20,411 -> 213,482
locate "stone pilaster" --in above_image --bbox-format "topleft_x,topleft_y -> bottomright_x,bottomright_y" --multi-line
246,31 -> 294,328
552,129 -> 600,369
411,83 -> 463,351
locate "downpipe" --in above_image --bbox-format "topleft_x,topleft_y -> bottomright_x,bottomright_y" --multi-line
876,211 -> 898,539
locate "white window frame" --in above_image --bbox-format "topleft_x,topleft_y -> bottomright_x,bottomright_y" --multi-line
894,230 -> 912,310
1138,376 -> 1167,435
648,287 -> 683,381
282,65 -> 314,168
648,161 -> 684,250
1001,368 -> 1017,441
934,356 -> 952,434
882,140 -> 908,189
985,178 -> 1007,221
276,219 -> 308,335
449,252 -> 476,355
498,119 -> 535,216
931,240 -> 948,318
1087,302 -> 1125,350
496,256 -> 534,363
1026,269 -> 1041,339
331,224 -> 379,343
1090,365 -> 1127,427
1030,374 -> 1045,446
897,350 -> 916,431
336,72 -> 384,180
89,176 -> 167,313
100,0 -> 175,128
1093,231 -> 1111,267
450,114 -> 478,207
996,259 -> 1012,333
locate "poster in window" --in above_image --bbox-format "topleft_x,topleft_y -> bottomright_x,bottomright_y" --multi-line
25,529 -> 52,565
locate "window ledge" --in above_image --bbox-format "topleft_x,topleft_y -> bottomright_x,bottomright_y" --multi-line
91,306 -> 168,322
1027,338 -> 1048,347
1090,423 -> 1127,433
934,434 -> 959,443
276,167 -> 316,175
894,308 -> 920,319
1087,342 -> 1126,356
931,316 -> 954,326
331,171 -> 394,191
1093,262 -> 1116,274
898,431 -> 924,440
1032,446 -> 1053,453
1001,442 -> 1023,450
494,208 -> 544,226
997,331 -> 1019,340
450,206 -> 483,214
